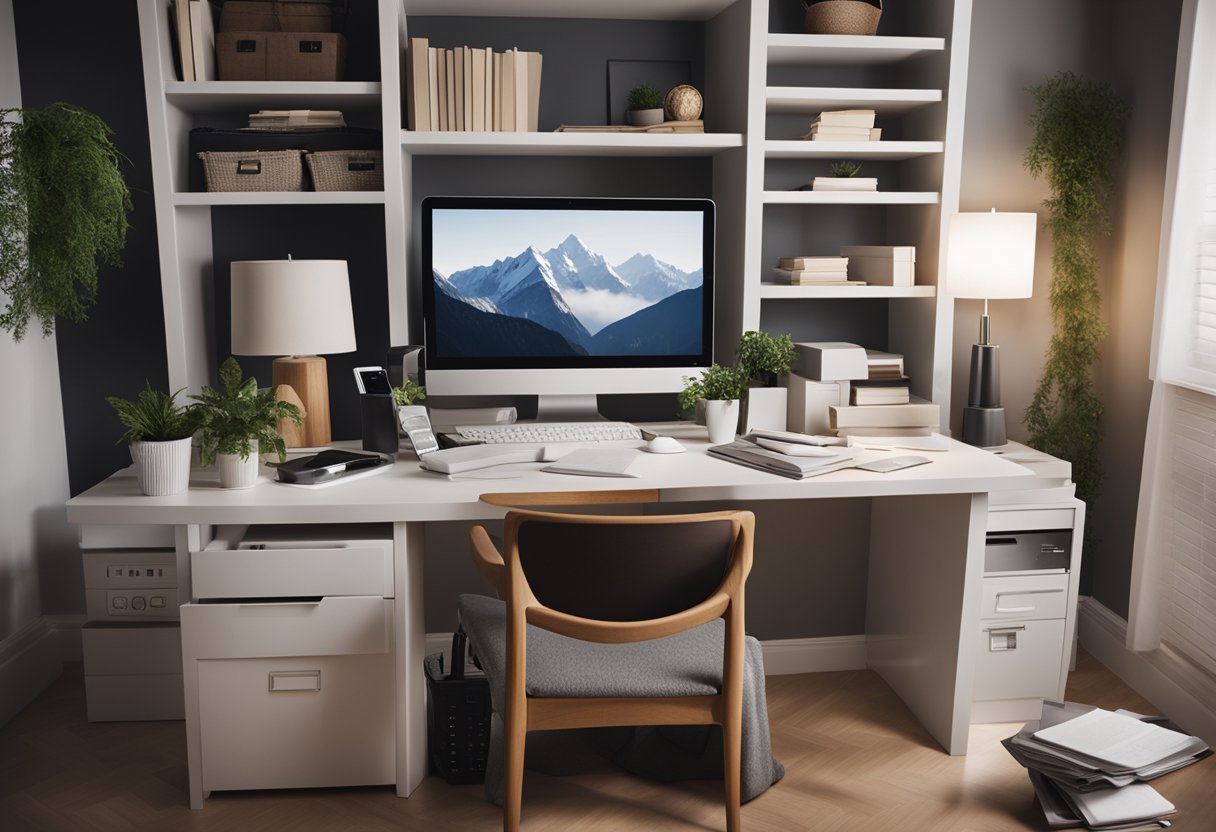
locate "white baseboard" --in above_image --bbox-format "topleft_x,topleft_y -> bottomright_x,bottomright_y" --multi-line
0,615 -> 82,727
1078,599 -> 1216,746
424,632 -> 867,677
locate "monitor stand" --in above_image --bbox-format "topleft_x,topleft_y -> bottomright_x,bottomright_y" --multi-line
535,394 -> 603,422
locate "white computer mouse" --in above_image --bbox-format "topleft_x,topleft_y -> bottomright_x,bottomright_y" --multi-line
644,436 -> 686,454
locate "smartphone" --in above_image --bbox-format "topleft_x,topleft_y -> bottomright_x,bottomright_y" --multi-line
354,366 -> 393,395
398,405 -> 439,457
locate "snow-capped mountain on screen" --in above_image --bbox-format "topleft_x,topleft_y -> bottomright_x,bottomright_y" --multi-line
435,236 -> 702,357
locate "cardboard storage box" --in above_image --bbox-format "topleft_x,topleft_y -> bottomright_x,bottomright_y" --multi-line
217,31 -> 347,81
219,1 -> 333,33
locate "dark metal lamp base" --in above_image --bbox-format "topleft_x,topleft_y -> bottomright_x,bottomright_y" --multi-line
961,405 -> 1006,448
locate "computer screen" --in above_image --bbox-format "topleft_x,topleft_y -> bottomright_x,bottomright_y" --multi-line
420,196 -> 714,414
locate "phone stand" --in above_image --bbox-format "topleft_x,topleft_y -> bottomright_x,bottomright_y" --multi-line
360,394 -> 399,455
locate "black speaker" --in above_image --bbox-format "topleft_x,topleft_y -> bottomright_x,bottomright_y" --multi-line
387,345 -> 424,389
360,394 -> 399,454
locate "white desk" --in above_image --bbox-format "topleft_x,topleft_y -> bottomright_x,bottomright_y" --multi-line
67,428 -> 1036,807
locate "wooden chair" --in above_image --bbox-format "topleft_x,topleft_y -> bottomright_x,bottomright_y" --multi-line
463,502 -> 755,832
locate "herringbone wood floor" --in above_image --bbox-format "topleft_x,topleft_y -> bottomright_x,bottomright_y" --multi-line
1,652 -> 1213,831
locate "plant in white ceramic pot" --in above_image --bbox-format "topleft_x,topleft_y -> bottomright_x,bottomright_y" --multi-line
192,357 -> 301,489
679,363 -> 748,445
106,383 -> 199,496
737,330 -> 796,433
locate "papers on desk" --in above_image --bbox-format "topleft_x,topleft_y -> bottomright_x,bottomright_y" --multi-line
1002,700 -> 1210,829
540,448 -> 639,478
708,438 -> 856,479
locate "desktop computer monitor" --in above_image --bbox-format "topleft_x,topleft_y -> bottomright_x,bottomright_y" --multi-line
420,196 -> 715,419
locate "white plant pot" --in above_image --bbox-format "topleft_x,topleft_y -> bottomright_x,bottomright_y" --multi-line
217,452 -> 260,490
629,107 -> 664,126
743,386 -> 789,433
129,438 -> 193,496
704,399 -> 741,445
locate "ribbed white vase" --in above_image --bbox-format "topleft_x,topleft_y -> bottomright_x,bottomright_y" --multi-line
130,438 -> 192,496
217,452 -> 259,489
704,399 -> 741,445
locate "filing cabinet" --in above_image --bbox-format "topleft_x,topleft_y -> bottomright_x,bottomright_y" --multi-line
181,524 -> 396,798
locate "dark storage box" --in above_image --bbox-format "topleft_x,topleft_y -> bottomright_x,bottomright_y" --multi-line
425,633 -> 491,785
188,127 -> 382,191
219,1 -> 333,33
217,31 -> 347,81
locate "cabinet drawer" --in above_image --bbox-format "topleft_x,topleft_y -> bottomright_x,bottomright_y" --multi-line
973,618 -> 1066,702
182,596 -> 390,660
192,543 -> 392,599
198,652 -> 394,792
980,573 -> 1069,620
986,507 -> 1075,533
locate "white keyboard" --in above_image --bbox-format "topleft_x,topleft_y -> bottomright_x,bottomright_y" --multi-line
456,421 -> 644,444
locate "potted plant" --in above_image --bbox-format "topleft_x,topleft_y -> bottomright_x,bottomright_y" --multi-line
106,383 -> 199,496
627,83 -> 665,127
192,357 -> 302,489
680,363 -> 749,445
392,380 -> 429,449
737,330 -> 796,432
0,102 -> 132,341
1022,71 -> 1129,521
801,0 -> 883,36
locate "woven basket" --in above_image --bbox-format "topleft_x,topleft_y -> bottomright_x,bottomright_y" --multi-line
196,149 -> 305,192
306,150 -> 384,191
804,0 -> 882,36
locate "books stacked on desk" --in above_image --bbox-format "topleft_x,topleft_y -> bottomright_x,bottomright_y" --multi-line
829,350 -> 937,436
1003,700 -> 1210,830
799,109 -> 880,142
405,38 -> 542,133
773,256 -> 866,286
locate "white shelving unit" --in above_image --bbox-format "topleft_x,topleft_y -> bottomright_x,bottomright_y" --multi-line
137,0 -> 973,421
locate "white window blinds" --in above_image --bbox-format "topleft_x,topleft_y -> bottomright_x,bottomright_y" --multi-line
1189,172 -> 1216,372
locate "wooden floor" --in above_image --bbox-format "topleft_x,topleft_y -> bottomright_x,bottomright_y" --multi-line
2,652 -> 1213,831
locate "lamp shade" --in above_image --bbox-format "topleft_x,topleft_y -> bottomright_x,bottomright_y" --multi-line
230,259 -> 356,356
945,212 -> 1037,299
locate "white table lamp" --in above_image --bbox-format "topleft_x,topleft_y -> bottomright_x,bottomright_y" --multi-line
230,258 -> 356,448
946,211 -> 1036,448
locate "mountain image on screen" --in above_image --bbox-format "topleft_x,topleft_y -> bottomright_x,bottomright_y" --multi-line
436,233 -> 703,358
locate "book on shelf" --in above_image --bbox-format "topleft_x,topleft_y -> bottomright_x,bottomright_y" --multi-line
801,128 -> 882,142
840,245 -> 916,286
777,256 -> 848,270
814,109 -> 877,128
483,47 -> 494,130
427,47 -> 439,129
471,47 -> 486,131
513,49 -> 529,133
527,51 -> 543,133
445,50 -> 456,131
434,48 -> 447,130
501,49 -> 516,131
406,37 -> 430,131
793,342 -> 869,381
492,52 -> 502,131
453,46 -> 465,132
851,383 -> 910,406
248,110 -> 345,129
865,349 -> 905,379
464,47 -> 475,131
554,120 -> 705,133
772,269 -> 862,286
806,177 -> 878,192
188,0 -> 216,82
173,0 -> 195,82
830,401 -> 940,431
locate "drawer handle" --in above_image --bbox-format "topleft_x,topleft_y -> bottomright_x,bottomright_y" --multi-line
269,670 -> 321,692
994,587 -> 1062,614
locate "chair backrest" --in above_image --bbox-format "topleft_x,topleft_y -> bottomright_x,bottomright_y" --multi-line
508,511 -> 746,623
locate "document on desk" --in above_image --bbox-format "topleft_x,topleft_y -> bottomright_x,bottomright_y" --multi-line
709,440 -> 856,479
540,448 -> 640,478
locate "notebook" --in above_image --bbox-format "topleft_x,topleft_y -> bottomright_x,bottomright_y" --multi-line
541,448 -> 640,478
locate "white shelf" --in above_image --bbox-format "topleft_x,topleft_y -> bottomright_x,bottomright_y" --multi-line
767,33 -> 946,66
401,130 -> 743,157
402,0 -> 735,20
759,284 -> 937,299
172,192 -> 387,207
164,82 -> 382,113
766,87 -> 941,116
764,140 -> 944,160
763,191 -> 940,205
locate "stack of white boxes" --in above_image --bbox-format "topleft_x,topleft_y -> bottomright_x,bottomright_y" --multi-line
79,524 -> 184,721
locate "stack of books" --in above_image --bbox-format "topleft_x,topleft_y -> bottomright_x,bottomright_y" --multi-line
830,350 -> 939,436
773,256 -> 866,286
1003,700 -> 1210,830
806,175 -> 878,192
840,245 -> 916,286
800,109 -> 880,142
405,38 -> 542,133
247,110 -> 346,130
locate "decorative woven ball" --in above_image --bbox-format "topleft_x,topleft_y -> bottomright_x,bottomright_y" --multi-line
663,85 -> 703,122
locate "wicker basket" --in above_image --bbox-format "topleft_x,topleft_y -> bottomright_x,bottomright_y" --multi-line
306,150 -> 384,191
196,149 -> 305,192
804,0 -> 882,36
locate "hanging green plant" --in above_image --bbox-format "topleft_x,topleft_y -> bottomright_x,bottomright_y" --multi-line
1022,71 -> 1130,507
0,102 -> 132,340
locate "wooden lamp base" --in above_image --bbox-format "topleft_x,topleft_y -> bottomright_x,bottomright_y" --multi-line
271,355 -> 332,448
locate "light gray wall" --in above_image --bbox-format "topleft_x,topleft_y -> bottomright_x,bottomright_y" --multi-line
955,0 -> 1181,612
0,0 -> 76,644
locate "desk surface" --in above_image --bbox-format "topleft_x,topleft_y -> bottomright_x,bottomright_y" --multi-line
67,426 -> 1036,526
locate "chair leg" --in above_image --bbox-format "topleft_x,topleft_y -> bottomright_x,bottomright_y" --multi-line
723,713 -> 742,832
503,714 -> 526,832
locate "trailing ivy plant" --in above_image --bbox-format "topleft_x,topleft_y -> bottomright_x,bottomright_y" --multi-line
1022,71 -> 1130,507
0,102 -> 132,340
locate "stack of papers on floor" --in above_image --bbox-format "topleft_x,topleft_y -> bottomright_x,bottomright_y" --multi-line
1003,700 -> 1210,830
